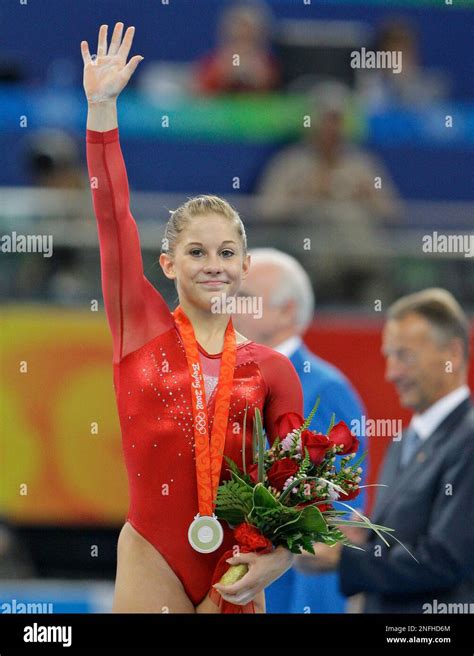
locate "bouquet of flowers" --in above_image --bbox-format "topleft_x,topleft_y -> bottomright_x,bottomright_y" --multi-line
214,397 -> 396,589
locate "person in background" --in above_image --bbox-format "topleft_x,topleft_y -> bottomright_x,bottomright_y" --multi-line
19,129 -> 90,303
233,248 -> 367,613
255,81 -> 402,304
23,129 -> 88,190
357,18 -> 450,110
304,288 -> 474,613
256,80 -> 401,223
193,1 -> 280,95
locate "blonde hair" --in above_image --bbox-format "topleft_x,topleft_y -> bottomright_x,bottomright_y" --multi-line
161,194 -> 247,257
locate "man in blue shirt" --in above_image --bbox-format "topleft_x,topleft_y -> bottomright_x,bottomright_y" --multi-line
234,248 -> 367,613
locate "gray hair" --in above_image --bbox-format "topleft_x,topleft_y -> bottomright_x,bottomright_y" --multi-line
387,288 -> 470,362
248,248 -> 315,332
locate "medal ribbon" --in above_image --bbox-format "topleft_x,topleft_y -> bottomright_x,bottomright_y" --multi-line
173,305 -> 236,516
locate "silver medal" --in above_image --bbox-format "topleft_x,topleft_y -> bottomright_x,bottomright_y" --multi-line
188,514 -> 224,553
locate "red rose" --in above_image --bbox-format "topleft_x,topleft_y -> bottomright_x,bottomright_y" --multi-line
234,523 -> 272,551
301,430 -> 331,465
295,496 -> 333,512
275,412 -> 304,439
339,484 -> 360,501
247,463 -> 259,484
296,501 -> 332,512
329,421 -> 359,455
317,503 -> 332,512
267,457 -> 299,491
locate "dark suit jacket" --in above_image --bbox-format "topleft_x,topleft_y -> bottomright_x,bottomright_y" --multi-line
338,397 -> 474,613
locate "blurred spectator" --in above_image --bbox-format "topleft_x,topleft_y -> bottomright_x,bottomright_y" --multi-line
193,1 -> 280,95
17,129 -> 91,304
356,18 -> 450,109
23,129 -> 88,190
256,80 -> 401,223
255,81 -> 402,301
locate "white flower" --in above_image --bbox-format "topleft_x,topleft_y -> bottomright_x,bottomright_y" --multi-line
327,487 -> 340,501
282,476 -> 295,491
281,430 -> 301,452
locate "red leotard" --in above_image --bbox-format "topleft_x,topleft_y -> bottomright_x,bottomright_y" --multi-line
86,127 -> 304,606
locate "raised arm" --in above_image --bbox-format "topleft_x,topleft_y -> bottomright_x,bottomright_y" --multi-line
82,23 -> 173,363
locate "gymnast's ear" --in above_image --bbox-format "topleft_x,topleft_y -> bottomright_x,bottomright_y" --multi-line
241,253 -> 251,280
159,252 -> 176,281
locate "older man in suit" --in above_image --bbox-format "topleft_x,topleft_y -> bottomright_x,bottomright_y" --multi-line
305,288 -> 474,613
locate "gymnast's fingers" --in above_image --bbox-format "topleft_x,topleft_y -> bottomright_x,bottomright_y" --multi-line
97,24 -> 108,58
80,40 -> 92,67
108,21 -> 124,57
117,25 -> 135,61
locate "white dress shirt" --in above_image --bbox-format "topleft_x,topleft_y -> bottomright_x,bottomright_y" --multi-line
410,384 -> 471,442
273,335 -> 303,359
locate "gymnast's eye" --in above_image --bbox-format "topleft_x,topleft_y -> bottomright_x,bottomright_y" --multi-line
221,249 -> 235,258
189,248 -> 203,257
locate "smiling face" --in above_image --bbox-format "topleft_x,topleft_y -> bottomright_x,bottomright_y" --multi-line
382,313 -> 464,413
159,213 -> 250,312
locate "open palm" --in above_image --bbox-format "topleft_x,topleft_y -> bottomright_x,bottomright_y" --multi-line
81,22 -> 143,103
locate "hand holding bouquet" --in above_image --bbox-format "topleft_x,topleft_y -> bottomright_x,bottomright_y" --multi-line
210,398 -> 401,611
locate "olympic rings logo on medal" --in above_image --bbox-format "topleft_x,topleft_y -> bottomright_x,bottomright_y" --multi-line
195,412 -> 207,434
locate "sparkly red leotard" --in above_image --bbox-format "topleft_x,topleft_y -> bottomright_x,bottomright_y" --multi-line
86,127 -> 304,605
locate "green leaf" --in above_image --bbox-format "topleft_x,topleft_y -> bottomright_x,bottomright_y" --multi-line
299,396 -> 321,433
241,401 -> 248,476
252,413 -> 257,464
347,450 -> 368,470
300,535 -> 316,554
327,519 -> 394,532
272,509 -> 304,535
229,469 -> 255,490
254,408 -> 265,483
252,483 -> 280,510
223,455 -> 244,478
327,412 -> 336,434
292,505 -> 327,533
214,479 -> 253,525
329,500 -> 392,547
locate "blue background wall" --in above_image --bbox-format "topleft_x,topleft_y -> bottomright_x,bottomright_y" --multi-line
1,0 -> 473,201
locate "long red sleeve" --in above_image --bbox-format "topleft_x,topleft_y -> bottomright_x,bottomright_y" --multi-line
86,128 -> 173,363
258,348 -> 304,445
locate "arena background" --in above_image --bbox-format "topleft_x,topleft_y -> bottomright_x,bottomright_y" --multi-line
1,0 -> 473,613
